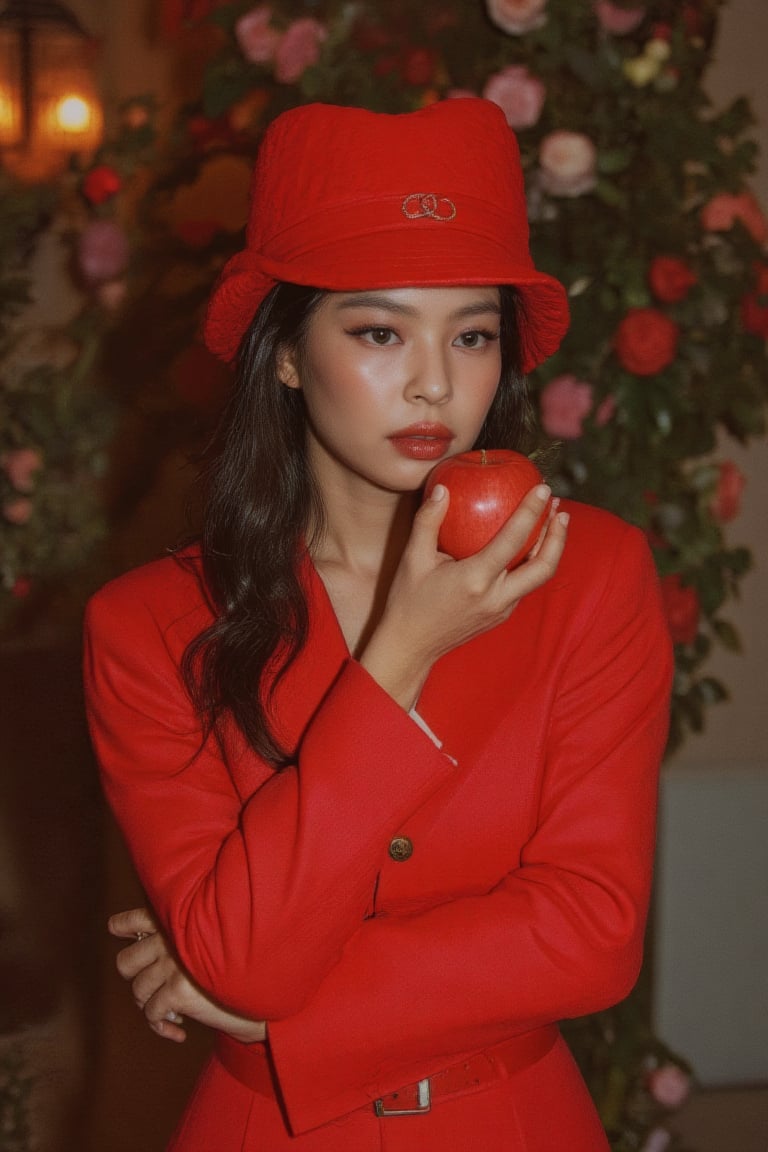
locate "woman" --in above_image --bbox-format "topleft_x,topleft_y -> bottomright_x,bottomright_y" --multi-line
84,99 -> 673,1150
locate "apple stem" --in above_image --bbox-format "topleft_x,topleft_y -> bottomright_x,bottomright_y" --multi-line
481,448 -> 487,466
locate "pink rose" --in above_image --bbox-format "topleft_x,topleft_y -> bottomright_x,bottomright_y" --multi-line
594,1 -> 646,34
235,6 -> 280,65
540,374 -> 594,439
539,130 -> 597,197
3,497 -> 33,525
274,18 -> 327,84
485,0 -> 548,35
98,280 -> 128,312
1,447 -> 42,492
77,220 -> 130,285
648,1063 -> 691,1110
710,460 -> 746,522
595,394 -> 617,425
483,65 -> 546,129
640,1130 -> 672,1152
700,191 -> 768,245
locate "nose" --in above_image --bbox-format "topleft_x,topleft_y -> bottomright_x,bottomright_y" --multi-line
404,343 -> 453,405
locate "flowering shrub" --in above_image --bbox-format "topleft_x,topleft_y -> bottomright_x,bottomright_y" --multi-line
0,99 -> 157,631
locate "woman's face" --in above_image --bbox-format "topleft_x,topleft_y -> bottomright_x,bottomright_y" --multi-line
278,286 -> 503,499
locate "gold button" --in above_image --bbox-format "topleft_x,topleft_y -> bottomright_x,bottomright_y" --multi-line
388,836 -> 414,862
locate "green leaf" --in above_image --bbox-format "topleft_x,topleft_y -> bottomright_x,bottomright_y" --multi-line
712,618 -> 742,652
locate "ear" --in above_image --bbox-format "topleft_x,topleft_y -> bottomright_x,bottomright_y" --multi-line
276,345 -> 301,390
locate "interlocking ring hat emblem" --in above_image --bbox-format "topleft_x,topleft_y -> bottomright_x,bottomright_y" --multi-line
402,193 -> 457,222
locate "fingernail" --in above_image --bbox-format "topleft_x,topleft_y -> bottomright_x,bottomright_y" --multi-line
557,511 -> 570,526
534,484 -> 551,501
431,484 -> 446,502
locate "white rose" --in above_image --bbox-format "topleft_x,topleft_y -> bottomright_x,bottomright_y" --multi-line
486,0 -> 548,36
539,130 -> 598,197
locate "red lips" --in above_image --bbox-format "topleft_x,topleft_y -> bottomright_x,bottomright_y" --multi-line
389,422 -> 454,461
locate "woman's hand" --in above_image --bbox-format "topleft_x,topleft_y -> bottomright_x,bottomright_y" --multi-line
360,483 -> 568,709
108,908 -> 266,1045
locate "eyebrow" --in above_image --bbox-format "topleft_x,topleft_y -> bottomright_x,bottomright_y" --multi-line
333,293 -> 502,320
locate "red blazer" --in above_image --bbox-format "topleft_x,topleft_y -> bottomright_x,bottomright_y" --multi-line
83,500 -> 672,1142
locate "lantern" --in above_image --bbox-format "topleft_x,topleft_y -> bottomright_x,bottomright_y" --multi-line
0,0 -> 103,182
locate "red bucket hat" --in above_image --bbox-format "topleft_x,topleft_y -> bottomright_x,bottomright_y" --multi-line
204,99 -> 569,374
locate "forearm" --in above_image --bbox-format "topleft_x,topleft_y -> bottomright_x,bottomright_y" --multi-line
85,584 -> 455,1020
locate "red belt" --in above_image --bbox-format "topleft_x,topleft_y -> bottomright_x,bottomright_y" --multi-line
217,1024 -> 559,1117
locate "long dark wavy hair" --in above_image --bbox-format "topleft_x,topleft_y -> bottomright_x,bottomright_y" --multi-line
182,282 -> 533,767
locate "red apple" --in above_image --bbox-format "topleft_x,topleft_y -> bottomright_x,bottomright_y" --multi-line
423,448 -> 550,569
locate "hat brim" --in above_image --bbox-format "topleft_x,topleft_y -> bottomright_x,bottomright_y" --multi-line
204,237 -> 569,375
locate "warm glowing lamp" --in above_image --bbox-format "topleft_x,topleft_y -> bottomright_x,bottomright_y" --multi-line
0,0 -> 103,182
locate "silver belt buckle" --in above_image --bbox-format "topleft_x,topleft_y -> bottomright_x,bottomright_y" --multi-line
374,1077 -> 431,1117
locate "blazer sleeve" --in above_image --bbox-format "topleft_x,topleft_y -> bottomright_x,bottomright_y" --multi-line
83,580 -> 456,1020
267,527 -> 674,1133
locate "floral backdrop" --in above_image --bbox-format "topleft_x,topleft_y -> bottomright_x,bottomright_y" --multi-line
2,0 -> 767,1147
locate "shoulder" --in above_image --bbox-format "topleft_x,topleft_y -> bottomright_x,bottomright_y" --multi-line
544,498 -> 661,620
560,498 -> 640,549
85,546 -> 214,653
557,499 -> 648,571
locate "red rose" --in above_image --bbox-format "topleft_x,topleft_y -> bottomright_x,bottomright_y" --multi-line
614,308 -> 679,375
741,263 -> 768,338
175,219 -> 220,249
82,164 -> 122,205
374,54 -> 399,77
352,21 -> 393,52
649,256 -> 697,303
11,576 -> 32,599
401,48 -> 437,87
709,460 -> 746,523
682,3 -> 703,37
660,574 -> 699,645
187,114 -> 235,150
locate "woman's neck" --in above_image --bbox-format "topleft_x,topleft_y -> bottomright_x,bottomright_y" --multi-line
310,478 -> 419,579
308,481 -> 420,656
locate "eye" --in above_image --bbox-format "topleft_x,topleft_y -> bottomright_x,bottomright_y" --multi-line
454,328 -> 499,349
369,327 -> 395,345
347,325 -> 399,346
